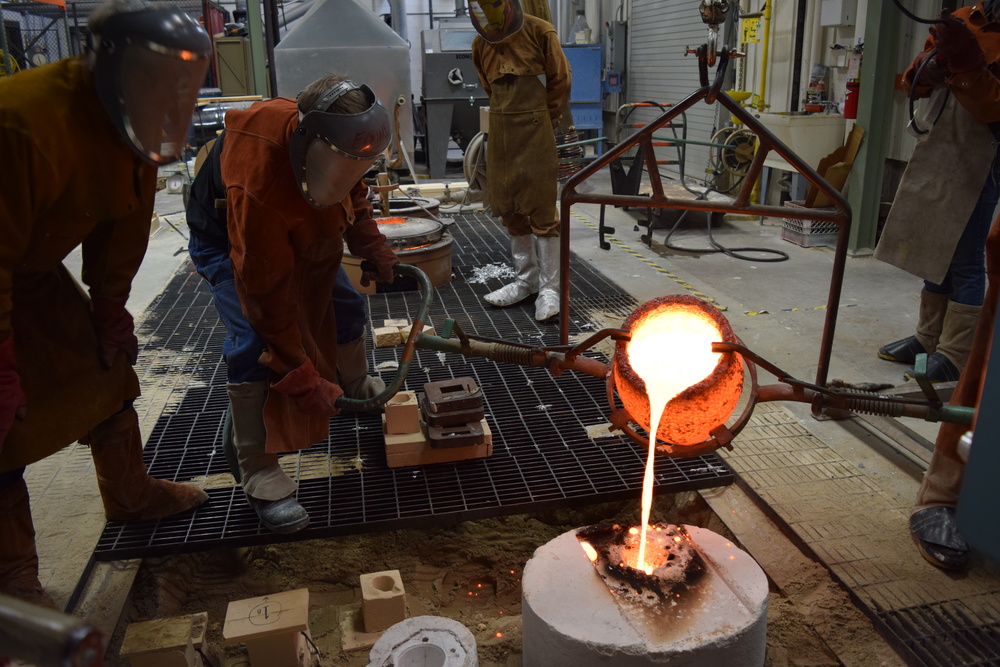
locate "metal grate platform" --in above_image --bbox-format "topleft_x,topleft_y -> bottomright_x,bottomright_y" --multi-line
876,600 -> 1000,667
95,210 -> 733,560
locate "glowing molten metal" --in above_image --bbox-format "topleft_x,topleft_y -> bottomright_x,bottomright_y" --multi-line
613,295 -> 743,448
613,295 -> 743,572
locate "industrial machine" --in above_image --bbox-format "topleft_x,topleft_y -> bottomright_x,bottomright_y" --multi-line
420,17 -> 488,179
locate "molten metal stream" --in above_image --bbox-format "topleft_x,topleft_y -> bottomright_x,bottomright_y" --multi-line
626,309 -> 724,572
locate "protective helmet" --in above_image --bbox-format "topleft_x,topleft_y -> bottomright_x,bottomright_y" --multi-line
468,0 -> 524,43
92,8 -> 212,165
288,80 -> 391,209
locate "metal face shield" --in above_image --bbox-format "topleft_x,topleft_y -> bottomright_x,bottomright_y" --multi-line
118,41 -> 209,164
302,139 -> 376,207
289,82 -> 391,209
92,8 -> 211,165
468,0 -> 524,42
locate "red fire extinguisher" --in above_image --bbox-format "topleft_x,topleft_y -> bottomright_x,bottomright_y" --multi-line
844,81 -> 860,119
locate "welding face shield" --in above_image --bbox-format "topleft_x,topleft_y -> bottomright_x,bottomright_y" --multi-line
288,81 -> 391,209
92,8 -> 212,165
468,0 -> 524,43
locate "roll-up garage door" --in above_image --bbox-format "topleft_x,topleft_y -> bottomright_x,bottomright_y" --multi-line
627,0 -> 724,185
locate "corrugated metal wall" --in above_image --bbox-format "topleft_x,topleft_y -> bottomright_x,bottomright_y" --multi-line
627,0 -> 723,185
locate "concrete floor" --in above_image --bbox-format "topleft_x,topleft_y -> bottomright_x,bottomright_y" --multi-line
21,163 -> 990,661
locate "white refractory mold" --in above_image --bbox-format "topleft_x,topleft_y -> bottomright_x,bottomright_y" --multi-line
522,525 -> 768,667
366,616 -> 478,667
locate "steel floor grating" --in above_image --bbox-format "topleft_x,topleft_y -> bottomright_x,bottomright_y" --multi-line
95,210 -> 733,560
876,600 -> 1000,666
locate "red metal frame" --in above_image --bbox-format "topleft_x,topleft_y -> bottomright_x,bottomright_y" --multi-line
558,46 -> 853,389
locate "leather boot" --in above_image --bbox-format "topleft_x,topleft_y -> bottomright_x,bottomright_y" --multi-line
905,301 -> 981,383
0,478 -> 57,609
227,382 -> 308,534
534,235 -> 560,321
337,330 -> 385,401
85,407 -> 208,521
878,289 -> 949,364
484,234 -> 538,307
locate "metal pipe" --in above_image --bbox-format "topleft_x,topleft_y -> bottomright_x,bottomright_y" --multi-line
0,594 -> 103,667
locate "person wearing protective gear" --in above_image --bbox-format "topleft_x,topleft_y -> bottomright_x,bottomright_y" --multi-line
186,75 -> 398,534
469,0 -> 571,322
875,4 -> 1000,570
0,0 -> 211,606
876,4 -> 1000,385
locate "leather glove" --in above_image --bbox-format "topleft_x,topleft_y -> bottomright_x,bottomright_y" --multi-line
910,50 -> 948,88
931,12 -> 985,74
271,360 -> 343,416
0,336 -> 27,450
360,244 -> 399,287
90,294 -> 138,369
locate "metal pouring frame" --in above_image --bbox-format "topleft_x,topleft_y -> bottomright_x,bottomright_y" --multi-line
558,45 -> 852,391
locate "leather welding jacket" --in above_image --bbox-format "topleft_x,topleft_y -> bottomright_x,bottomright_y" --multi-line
221,98 -> 396,453
472,14 -> 571,237
0,58 -> 150,471
875,4 -> 1000,283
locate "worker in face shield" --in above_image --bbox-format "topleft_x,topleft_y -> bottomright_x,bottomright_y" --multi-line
874,4 -> 1000,571
186,76 -> 399,534
0,0 -> 211,607
469,0 -> 572,322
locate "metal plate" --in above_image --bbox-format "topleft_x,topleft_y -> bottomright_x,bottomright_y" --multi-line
377,216 -> 444,250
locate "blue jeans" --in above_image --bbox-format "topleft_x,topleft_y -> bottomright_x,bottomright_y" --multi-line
924,148 -> 1000,306
188,231 -> 368,383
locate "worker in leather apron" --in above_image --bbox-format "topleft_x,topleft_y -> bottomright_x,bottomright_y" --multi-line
876,6 -> 1000,571
876,3 -> 1000,386
0,0 -> 211,606
186,77 -> 399,534
470,0 -> 572,321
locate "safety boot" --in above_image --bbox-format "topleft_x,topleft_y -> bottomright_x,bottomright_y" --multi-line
227,382 -> 308,534
904,301 -> 981,383
878,289 -> 949,364
337,330 -> 385,401
484,234 -> 538,307
534,235 -> 561,321
0,478 -> 57,609
910,506 -> 969,571
85,407 -> 208,521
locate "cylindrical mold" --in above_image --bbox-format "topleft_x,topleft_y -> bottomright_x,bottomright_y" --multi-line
367,616 -> 478,667
613,295 -> 743,447
522,526 -> 768,667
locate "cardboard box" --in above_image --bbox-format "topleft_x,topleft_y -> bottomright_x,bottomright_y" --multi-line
804,124 -> 864,208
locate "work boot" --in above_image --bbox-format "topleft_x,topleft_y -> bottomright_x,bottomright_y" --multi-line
227,382 -> 308,534
337,330 -> 385,401
909,506 -> 969,571
904,301 -> 981,383
534,235 -> 561,321
484,234 -> 538,307
0,478 -> 57,609
878,289 -> 949,364
85,407 -> 208,521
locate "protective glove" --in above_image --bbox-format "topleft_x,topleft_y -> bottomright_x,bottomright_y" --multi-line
90,294 -> 138,369
0,336 -> 27,450
360,243 -> 399,288
271,360 -> 343,416
910,50 -> 948,88
931,12 -> 985,74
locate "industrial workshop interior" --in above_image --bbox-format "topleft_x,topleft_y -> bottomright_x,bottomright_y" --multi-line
4,0 -> 1000,664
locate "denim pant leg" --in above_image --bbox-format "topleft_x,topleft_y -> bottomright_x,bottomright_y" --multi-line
925,151 -> 1000,305
188,233 -> 269,384
333,266 -> 368,344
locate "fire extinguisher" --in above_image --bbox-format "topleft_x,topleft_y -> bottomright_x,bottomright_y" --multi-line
844,81 -> 860,119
